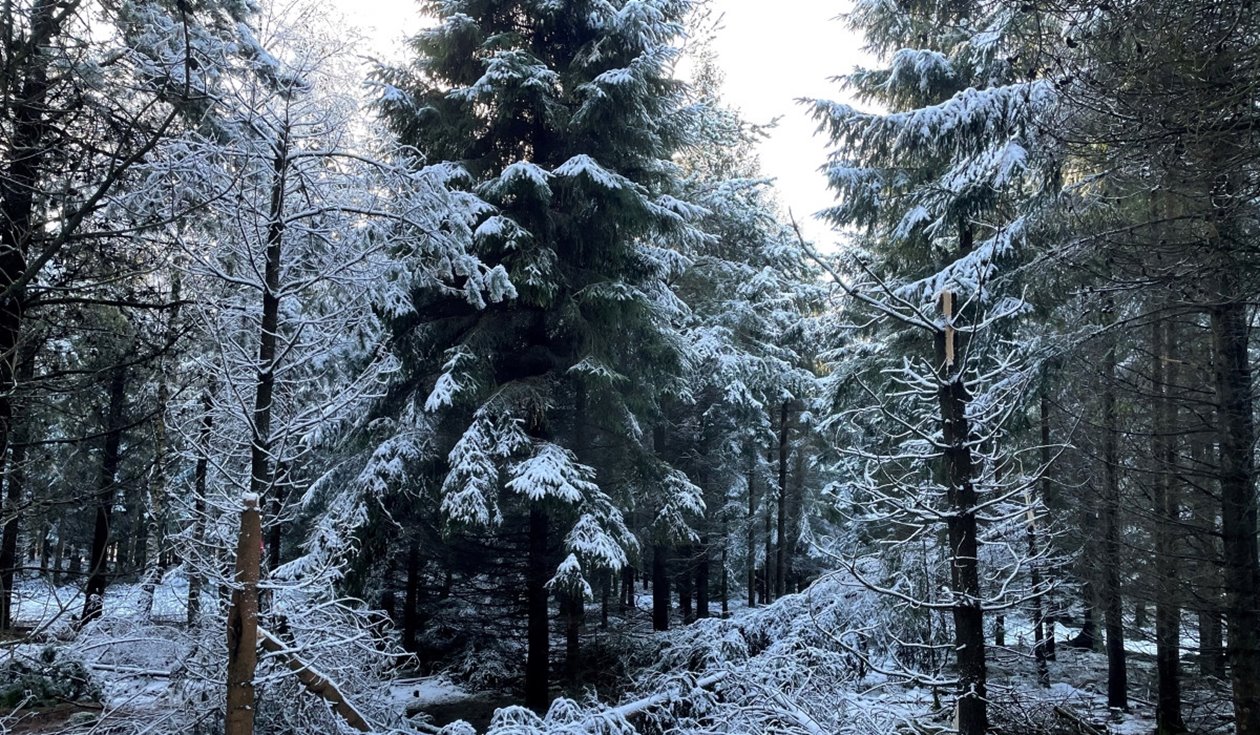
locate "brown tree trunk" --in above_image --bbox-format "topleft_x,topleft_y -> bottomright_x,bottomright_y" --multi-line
226,496 -> 262,735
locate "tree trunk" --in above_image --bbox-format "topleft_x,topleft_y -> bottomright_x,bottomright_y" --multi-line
1101,334 -> 1128,711
936,275 -> 987,735
775,401 -> 789,598
80,365 -> 129,626
652,543 -> 670,631
0,344 -> 35,629
696,539 -> 710,619
677,545 -> 693,623
746,447 -> 756,608
402,538 -> 421,653
563,591 -> 581,685
1152,315 -> 1185,733
250,139 -> 290,582
1210,297 -> 1260,734
0,1 -> 59,632
525,506 -> 549,713
226,496 -> 262,735
187,393 -> 213,626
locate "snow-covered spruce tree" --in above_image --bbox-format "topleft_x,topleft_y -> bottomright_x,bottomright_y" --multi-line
375,0 -> 705,710
809,1 -> 1060,731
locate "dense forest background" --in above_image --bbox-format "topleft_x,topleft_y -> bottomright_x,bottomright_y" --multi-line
0,0 -> 1258,734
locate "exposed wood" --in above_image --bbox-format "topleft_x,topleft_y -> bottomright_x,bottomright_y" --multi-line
226,496 -> 262,735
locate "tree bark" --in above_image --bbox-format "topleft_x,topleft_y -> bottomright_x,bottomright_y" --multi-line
187,393 -> 213,626
226,496 -> 262,735
746,447 -> 756,608
80,364 -> 129,626
935,272 -> 987,735
652,543 -> 670,631
1101,332 -> 1128,711
525,506 -> 549,713
1152,315 -> 1185,733
402,538 -> 421,653
775,401 -> 789,598
696,538 -> 710,619
1210,297 -> 1260,734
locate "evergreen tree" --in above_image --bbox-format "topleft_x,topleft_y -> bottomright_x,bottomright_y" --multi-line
375,0 -> 705,710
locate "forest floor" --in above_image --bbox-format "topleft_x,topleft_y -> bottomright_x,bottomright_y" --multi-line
0,572 -> 1241,735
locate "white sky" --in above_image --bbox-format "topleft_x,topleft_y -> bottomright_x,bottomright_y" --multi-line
330,0 -> 869,242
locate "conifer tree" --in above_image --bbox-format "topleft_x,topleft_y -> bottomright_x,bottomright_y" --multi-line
375,0 -> 705,711
811,1 -> 1059,731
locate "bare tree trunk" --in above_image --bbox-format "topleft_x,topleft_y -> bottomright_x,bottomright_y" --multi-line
1101,332 -> 1128,711
1152,315 -> 1185,733
187,393 -> 213,626
696,538 -> 710,619
936,262 -> 987,735
402,538 -> 420,652
525,506 -> 549,713
746,447 -> 756,608
775,401 -> 789,598
1210,296 -> 1260,735
226,495 -> 262,735
652,543 -> 670,631
80,365 -> 129,626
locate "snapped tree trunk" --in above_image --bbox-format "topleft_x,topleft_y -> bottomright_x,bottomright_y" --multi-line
935,267 -> 986,735
226,495 -> 262,735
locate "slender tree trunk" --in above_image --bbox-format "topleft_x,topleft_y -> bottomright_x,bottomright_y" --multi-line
936,275 -> 987,735
696,538 -> 710,619
186,393 -> 213,626
0,344 -> 34,628
525,506 -> 549,713
677,545 -> 693,623
652,544 -> 670,631
563,592 -> 581,685
746,448 -> 756,608
226,495 -> 262,735
1101,332 -> 1128,711
1152,315 -> 1185,733
80,365 -> 129,626
1210,297 -> 1260,734
402,538 -> 420,653
775,401 -> 789,598
250,138 -> 290,584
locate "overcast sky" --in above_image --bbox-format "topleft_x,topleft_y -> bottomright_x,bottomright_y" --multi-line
328,0 -> 868,242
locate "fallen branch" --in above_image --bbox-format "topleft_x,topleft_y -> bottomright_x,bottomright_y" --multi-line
85,663 -> 172,678
257,626 -> 373,732
608,671 -> 729,719
1052,705 -> 1106,735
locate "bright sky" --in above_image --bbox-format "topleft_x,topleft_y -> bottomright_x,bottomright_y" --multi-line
329,0 -> 869,242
